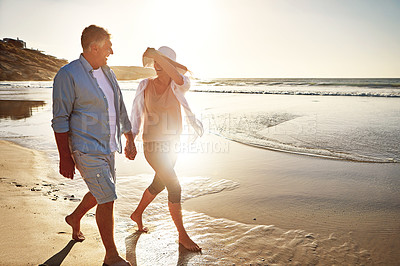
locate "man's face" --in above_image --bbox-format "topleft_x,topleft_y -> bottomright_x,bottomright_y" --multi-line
93,38 -> 113,67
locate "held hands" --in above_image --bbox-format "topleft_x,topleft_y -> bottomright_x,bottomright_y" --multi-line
59,155 -> 75,179
125,139 -> 137,160
124,131 -> 137,160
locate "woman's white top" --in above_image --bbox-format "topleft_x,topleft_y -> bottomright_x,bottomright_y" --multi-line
130,74 -> 203,141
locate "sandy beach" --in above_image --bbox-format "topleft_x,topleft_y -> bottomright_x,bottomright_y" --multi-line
1,0 -> 400,263
1,80 -> 400,265
1,133 -> 399,265
0,140 -> 107,265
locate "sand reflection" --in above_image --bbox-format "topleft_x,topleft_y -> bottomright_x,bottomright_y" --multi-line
0,100 -> 45,119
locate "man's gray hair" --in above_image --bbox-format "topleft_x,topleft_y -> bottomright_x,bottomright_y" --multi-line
81,25 -> 111,52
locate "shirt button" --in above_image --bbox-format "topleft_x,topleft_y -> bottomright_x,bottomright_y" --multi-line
104,96 -> 106,99
108,134 -> 111,137
96,174 -> 100,177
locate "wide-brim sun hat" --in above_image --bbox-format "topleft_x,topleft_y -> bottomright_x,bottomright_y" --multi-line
143,46 -> 187,74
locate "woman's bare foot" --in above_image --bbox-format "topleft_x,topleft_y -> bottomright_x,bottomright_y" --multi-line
130,211 -> 148,232
103,254 -> 131,266
179,233 -> 201,252
65,215 -> 85,242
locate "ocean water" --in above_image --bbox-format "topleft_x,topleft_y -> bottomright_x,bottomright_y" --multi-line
194,78 -> 400,97
2,78 -> 398,163
1,79 -> 400,264
193,78 -> 400,163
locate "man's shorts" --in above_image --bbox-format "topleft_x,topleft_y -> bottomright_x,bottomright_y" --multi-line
72,150 -> 117,205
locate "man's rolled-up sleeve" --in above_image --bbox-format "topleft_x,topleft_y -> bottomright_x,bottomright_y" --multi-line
51,68 -> 75,133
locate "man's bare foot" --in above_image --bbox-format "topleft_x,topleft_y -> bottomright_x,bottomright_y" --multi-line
179,233 -> 201,252
65,215 -> 85,242
103,255 -> 131,266
130,211 -> 148,232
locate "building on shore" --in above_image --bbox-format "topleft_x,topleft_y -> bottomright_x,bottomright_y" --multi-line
2,38 -> 26,49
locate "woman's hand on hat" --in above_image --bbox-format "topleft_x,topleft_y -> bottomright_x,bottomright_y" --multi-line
144,47 -> 158,59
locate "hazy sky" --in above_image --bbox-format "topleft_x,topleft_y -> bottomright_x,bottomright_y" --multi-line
1,0 -> 399,78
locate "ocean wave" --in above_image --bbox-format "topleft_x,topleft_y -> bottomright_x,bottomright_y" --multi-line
205,112 -> 398,163
196,78 -> 400,88
216,132 -> 396,163
192,88 -> 400,97
193,78 -> 400,97
0,81 -> 53,89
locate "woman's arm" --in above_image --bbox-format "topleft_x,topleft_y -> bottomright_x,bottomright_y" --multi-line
164,56 -> 188,73
129,78 -> 147,142
144,48 -> 185,85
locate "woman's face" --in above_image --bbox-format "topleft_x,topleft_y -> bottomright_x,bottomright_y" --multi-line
154,62 -> 162,72
154,62 -> 166,77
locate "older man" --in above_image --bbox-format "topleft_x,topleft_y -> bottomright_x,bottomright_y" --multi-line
52,25 -> 136,266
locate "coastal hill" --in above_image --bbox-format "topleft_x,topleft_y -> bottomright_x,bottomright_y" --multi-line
110,66 -> 155,80
0,39 -> 155,81
0,39 -> 68,81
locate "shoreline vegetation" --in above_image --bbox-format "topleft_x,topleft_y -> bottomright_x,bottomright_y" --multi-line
0,41 -> 155,81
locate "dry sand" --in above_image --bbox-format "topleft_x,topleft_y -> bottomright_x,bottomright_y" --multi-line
0,140 -> 105,265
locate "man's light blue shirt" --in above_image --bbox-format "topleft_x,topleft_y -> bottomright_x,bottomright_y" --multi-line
52,54 -> 131,155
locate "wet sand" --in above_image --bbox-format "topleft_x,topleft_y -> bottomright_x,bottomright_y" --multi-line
1,135 -> 399,265
116,134 -> 400,265
179,135 -> 400,265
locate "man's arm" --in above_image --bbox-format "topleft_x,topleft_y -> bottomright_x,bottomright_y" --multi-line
114,73 -> 132,135
52,68 -> 76,179
54,132 -> 75,179
110,70 -> 137,160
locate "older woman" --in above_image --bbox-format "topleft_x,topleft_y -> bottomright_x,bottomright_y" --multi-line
127,46 -> 203,252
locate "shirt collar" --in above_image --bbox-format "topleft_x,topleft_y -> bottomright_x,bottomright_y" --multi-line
79,54 -> 94,73
79,54 -> 112,79
101,64 -> 111,73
